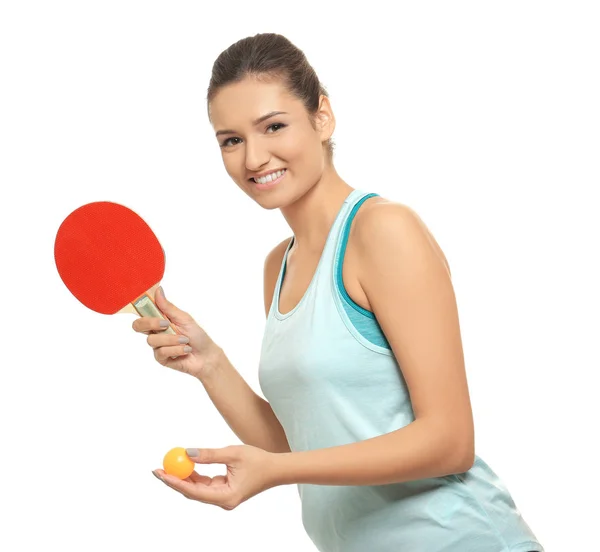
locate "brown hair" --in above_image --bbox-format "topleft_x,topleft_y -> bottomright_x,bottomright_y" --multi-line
207,33 -> 335,159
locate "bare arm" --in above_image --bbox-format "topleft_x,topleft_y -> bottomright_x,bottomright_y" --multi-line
199,351 -> 290,453
196,237 -> 293,453
272,204 -> 474,485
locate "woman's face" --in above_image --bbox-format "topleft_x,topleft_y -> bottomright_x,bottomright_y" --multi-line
208,76 -> 333,210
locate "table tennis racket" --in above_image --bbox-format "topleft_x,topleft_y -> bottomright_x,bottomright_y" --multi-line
54,201 -> 176,335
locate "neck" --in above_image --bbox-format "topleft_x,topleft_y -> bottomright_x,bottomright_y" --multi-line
279,164 -> 354,254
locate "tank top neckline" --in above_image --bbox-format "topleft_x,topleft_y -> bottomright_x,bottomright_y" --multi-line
273,188 -> 366,320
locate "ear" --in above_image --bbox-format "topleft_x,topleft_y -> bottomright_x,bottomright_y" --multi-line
315,94 -> 335,142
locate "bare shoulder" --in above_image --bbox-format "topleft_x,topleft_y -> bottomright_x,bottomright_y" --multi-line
263,236 -> 293,317
352,197 -> 451,277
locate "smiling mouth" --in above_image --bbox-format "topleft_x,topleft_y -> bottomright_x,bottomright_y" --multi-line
250,169 -> 286,185
250,169 -> 287,191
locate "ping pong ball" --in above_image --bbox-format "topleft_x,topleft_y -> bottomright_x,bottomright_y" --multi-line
163,447 -> 195,479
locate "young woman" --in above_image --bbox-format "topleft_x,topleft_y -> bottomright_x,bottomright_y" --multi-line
136,33 -> 544,552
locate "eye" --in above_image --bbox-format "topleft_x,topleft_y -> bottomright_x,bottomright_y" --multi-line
220,137 -> 242,148
219,122 -> 287,149
266,122 -> 286,133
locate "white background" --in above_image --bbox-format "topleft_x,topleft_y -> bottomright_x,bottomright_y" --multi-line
1,1 -> 598,550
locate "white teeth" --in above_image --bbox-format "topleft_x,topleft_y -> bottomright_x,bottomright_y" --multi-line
254,169 -> 285,184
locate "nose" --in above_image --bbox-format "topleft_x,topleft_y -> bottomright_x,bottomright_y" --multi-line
244,138 -> 270,172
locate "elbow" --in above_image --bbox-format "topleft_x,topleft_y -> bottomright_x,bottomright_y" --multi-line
455,451 -> 475,473
451,440 -> 475,473
428,418 -> 475,475
451,417 -> 475,473
440,424 -> 474,474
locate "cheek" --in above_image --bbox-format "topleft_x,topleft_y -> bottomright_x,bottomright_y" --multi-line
221,162 -> 236,183
276,133 -> 302,161
221,153 -> 245,182
280,128 -> 321,165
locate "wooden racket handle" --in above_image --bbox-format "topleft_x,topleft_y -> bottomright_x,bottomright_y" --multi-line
132,293 -> 177,335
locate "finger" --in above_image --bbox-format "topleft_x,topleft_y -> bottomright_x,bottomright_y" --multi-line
154,470 -> 236,507
155,288 -> 193,324
210,475 -> 228,486
153,470 -> 192,497
185,446 -> 239,465
155,344 -> 193,362
132,317 -> 173,334
147,333 -> 190,349
187,473 -> 227,487
192,482 -> 236,508
184,478 -> 233,505
157,470 -> 218,497
187,471 -> 214,485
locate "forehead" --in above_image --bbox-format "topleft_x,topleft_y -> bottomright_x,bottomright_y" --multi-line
209,76 -> 301,129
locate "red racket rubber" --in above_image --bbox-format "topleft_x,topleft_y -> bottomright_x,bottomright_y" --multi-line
54,201 -> 176,335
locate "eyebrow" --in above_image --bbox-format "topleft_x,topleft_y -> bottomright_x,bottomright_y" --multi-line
215,111 -> 289,137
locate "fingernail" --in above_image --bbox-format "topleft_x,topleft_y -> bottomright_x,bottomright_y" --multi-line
158,286 -> 165,298
159,320 -> 170,328
152,471 -> 162,480
183,346 -> 192,353
178,336 -> 190,344
186,448 -> 199,457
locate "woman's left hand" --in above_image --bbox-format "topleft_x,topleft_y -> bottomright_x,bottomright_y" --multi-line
152,445 -> 279,510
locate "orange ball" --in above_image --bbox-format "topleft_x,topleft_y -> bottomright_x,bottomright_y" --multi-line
163,447 -> 195,479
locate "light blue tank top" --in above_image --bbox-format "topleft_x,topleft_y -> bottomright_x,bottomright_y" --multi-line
258,189 -> 544,552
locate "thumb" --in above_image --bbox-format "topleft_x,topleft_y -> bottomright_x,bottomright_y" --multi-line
155,287 -> 191,323
186,446 -> 238,465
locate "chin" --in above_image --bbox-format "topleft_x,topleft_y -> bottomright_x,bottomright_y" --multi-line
242,179 -> 284,207
251,190 -> 290,211
253,196 -> 282,211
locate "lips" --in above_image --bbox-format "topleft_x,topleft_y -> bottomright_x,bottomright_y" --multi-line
253,169 -> 287,190
250,168 -> 286,184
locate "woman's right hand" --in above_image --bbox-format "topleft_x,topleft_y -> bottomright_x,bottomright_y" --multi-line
132,287 -> 221,379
